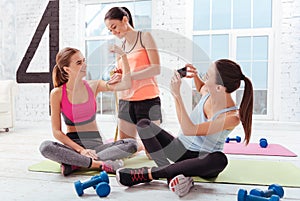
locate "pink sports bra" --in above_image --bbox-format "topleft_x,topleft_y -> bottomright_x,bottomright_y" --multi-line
61,81 -> 96,126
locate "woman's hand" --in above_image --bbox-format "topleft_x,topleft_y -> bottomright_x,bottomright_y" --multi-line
106,73 -> 122,85
109,44 -> 125,57
79,149 -> 98,160
184,64 -> 198,78
170,71 -> 182,97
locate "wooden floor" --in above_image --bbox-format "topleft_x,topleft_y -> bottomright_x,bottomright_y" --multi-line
1,119 -> 300,201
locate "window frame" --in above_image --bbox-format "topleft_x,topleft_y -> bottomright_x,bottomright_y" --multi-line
191,0 -> 275,120
79,0 -> 153,117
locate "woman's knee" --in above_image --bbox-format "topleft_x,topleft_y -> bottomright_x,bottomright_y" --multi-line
121,138 -> 138,153
211,151 -> 228,169
137,118 -> 163,140
39,140 -> 55,157
137,118 -> 151,128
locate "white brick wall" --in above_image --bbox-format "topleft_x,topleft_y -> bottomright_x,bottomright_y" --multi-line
13,0 -> 81,121
280,0 -> 300,121
0,0 -> 299,122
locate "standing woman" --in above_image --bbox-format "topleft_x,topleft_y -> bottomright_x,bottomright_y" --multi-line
39,46 -> 137,176
104,7 -> 162,152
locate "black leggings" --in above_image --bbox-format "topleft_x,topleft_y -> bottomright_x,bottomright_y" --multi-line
136,119 -> 228,180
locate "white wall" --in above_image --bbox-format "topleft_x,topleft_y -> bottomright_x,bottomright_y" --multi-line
0,0 -> 299,123
279,0 -> 300,121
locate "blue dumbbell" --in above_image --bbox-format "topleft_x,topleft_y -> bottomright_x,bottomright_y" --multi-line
238,189 -> 280,201
225,136 -> 241,143
259,138 -> 268,148
74,171 -> 110,197
95,182 -> 111,197
250,184 -> 284,198
91,173 -> 110,189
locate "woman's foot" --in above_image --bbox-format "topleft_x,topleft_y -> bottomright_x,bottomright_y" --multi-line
169,174 -> 194,197
61,163 -> 80,176
116,167 -> 152,186
100,159 -> 124,174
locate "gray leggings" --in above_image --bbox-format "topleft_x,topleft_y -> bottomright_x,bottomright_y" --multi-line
39,131 -> 137,168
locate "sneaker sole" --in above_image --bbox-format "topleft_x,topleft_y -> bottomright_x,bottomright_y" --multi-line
168,174 -> 194,197
115,168 -> 127,187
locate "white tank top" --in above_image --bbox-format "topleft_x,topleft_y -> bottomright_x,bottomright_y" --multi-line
178,93 -> 238,152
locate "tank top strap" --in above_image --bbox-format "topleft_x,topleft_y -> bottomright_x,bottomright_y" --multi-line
122,31 -> 143,53
210,106 -> 239,121
139,31 -> 145,49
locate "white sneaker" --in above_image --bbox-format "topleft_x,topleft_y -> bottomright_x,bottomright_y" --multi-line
168,174 -> 194,197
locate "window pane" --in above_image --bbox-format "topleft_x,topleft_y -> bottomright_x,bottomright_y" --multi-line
253,36 -> 268,60
236,89 -> 267,115
239,61 -> 252,79
252,61 -> 268,88
212,0 -> 231,30
85,4 -> 107,37
237,36 -> 251,60
253,0 -> 272,28
211,34 -> 229,60
193,35 -> 211,74
193,35 -> 210,58
193,0 -> 210,30
86,40 -> 115,81
233,0 -> 251,29
253,90 -> 268,115
132,1 -> 152,29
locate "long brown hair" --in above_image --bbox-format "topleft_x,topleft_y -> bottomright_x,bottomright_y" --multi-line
52,47 -> 79,88
104,7 -> 134,28
215,59 -> 253,144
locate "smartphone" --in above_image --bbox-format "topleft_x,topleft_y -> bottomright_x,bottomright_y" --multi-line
177,67 -> 187,78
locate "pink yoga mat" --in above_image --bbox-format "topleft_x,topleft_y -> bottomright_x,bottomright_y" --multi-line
223,142 -> 297,157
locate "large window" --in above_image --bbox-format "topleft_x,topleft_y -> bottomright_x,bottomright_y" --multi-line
193,0 -> 273,118
84,1 -> 152,115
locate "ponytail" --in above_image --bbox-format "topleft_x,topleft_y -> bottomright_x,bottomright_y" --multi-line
215,59 -> 254,145
52,47 -> 78,88
121,7 -> 134,28
52,64 -> 68,88
239,76 -> 253,145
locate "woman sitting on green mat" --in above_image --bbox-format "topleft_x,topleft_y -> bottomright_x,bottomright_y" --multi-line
39,46 -> 137,176
115,59 -> 254,197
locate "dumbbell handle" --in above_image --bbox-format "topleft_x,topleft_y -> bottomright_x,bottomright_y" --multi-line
250,189 -> 275,197
81,176 -> 106,189
238,189 -> 280,201
247,195 -> 279,201
250,185 -> 284,198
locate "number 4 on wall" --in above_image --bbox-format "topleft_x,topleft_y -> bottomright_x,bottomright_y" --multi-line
16,0 -> 59,92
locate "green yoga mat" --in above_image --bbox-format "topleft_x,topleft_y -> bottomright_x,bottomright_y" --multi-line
29,155 -> 300,187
